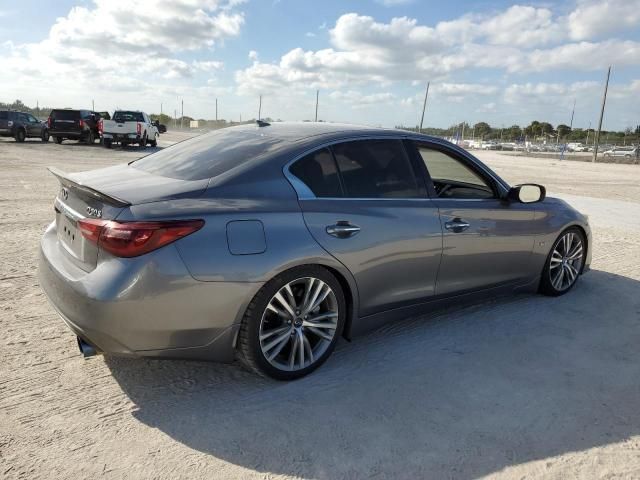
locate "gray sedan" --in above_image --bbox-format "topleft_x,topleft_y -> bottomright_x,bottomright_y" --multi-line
39,122 -> 591,380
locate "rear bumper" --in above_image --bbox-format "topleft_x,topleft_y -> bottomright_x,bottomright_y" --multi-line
102,133 -> 140,142
38,221 -> 262,362
50,131 -> 84,139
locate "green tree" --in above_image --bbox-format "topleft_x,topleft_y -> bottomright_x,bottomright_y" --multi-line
557,124 -> 571,139
473,122 -> 491,139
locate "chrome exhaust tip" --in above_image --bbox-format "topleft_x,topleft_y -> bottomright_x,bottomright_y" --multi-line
77,336 -> 97,358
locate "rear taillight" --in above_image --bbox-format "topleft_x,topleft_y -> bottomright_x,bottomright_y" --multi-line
79,119 -> 84,129
136,122 -> 141,135
98,119 -> 103,134
77,219 -> 204,258
47,117 -> 52,128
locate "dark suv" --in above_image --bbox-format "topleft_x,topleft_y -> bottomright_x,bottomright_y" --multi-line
48,109 -> 101,144
0,110 -> 49,142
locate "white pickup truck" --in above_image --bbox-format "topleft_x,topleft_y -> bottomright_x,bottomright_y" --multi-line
99,110 -> 159,149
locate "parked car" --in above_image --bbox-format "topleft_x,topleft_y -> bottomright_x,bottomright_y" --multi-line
157,123 -> 167,134
48,109 -> 101,144
0,110 -> 49,142
99,110 -> 159,148
603,147 -> 637,158
39,122 -> 591,380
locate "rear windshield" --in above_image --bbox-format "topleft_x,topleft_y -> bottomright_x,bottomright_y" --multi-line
51,110 -> 80,120
113,111 -> 144,122
131,128 -> 287,180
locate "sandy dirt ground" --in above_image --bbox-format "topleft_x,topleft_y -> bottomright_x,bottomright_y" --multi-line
1,133 -> 639,479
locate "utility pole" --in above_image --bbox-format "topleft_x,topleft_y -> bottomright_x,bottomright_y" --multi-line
258,95 -> 262,120
92,99 -> 94,111
585,121 -> 591,145
460,122 -> 465,142
180,99 -> 184,129
593,66 -> 611,162
174,109 -> 177,128
215,98 -> 218,122
419,82 -> 430,132
314,90 -> 319,122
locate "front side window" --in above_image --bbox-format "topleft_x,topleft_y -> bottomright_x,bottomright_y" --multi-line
331,140 -> 420,198
416,146 -> 495,199
289,148 -> 342,198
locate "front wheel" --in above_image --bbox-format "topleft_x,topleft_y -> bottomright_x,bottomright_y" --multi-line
41,129 -> 50,142
150,134 -> 158,147
539,227 -> 586,296
237,266 -> 346,380
54,136 -> 63,144
103,139 -> 112,149
139,133 -> 147,149
85,130 -> 95,145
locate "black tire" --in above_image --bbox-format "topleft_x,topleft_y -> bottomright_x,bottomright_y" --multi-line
54,136 -> 63,144
41,129 -> 50,142
15,129 -> 26,143
539,227 -> 586,297
139,133 -> 147,149
237,265 -> 346,380
85,130 -> 95,145
103,139 -> 112,149
150,135 -> 158,147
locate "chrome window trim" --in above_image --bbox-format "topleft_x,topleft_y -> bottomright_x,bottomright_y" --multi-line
283,133 -> 510,201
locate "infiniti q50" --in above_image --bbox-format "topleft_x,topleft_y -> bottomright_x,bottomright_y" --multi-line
39,122 -> 591,379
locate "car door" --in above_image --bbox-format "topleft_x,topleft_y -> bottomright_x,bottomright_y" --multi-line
26,114 -> 41,137
288,139 -> 442,317
409,141 -> 538,296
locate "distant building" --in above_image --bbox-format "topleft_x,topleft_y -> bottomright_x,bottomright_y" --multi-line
189,120 -> 200,128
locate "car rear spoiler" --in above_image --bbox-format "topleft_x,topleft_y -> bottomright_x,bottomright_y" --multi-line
47,166 -> 131,207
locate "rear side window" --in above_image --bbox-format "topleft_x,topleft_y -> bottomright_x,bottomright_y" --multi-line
132,128 -> 286,180
0,111 -> 7,120
331,140 -> 420,198
290,148 -> 342,198
51,110 -> 80,120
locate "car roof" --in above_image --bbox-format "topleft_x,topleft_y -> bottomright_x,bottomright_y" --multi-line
221,121 -> 409,143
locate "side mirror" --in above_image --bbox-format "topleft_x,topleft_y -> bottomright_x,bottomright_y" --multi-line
152,120 -> 159,127
507,184 -> 546,203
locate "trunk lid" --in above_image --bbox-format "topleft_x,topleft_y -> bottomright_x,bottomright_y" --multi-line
49,164 -> 208,272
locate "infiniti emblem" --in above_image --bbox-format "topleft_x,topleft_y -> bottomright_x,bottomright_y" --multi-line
60,187 -> 69,201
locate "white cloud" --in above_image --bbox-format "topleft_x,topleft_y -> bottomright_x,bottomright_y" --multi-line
305,32 -> 316,38
568,0 -> 640,40
0,0 -> 244,108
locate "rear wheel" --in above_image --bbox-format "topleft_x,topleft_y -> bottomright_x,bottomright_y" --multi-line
103,139 -> 112,149
539,227 -> 586,296
15,129 -> 26,142
237,266 -> 345,380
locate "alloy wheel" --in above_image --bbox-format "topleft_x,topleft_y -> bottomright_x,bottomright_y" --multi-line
259,277 -> 339,371
549,231 -> 584,291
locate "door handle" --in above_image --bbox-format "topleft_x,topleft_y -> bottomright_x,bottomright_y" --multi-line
326,221 -> 361,238
444,218 -> 470,232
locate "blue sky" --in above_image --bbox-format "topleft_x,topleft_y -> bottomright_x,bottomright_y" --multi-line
1,0 -> 639,130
